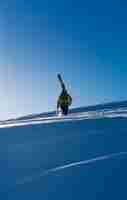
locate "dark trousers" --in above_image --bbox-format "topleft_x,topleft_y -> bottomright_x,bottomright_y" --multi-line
60,105 -> 69,115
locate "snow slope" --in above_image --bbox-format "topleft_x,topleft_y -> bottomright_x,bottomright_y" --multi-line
0,101 -> 127,200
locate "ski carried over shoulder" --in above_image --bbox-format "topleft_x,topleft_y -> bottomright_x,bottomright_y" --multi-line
57,74 -> 66,91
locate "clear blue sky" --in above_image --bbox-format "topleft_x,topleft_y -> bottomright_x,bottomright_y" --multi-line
0,0 -> 127,120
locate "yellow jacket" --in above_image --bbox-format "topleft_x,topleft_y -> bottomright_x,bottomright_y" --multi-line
57,94 -> 72,108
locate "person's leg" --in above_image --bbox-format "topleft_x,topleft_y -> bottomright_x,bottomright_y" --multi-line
60,105 -> 68,115
63,105 -> 68,115
60,105 -> 64,115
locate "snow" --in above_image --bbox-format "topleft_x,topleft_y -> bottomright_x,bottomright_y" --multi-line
1,101 -> 127,199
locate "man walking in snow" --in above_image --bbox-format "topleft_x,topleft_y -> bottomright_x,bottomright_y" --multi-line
57,74 -> 72,115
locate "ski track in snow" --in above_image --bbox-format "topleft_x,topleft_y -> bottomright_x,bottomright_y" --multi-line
15,151 -> 127,187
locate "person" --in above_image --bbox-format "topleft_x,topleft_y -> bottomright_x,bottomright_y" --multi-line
57,74 -> 72,115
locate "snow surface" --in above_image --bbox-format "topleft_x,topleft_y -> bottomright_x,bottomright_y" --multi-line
1,102 -> 127,199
